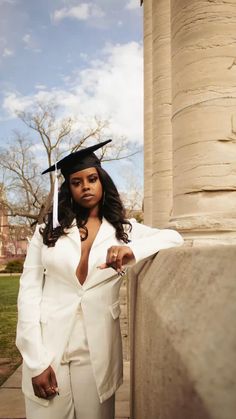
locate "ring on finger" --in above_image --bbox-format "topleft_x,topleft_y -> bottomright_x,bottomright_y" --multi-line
118,270 -> 126,276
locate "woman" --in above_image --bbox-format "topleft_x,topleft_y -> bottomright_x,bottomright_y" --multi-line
16,140 -> 184,419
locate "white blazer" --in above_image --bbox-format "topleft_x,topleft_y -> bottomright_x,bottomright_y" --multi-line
16,218 -> 183,406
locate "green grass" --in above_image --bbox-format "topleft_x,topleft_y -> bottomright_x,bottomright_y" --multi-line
0,275 -> 22,385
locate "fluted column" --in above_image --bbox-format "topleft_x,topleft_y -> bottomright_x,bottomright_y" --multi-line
170,0 -> 236,243
152,0 -> 173,228
143,0 -> 153,225
143,0 -> 172,228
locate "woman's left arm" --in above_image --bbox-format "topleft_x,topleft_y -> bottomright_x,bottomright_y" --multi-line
127,220 -> 184,265
99,221 -> 184,272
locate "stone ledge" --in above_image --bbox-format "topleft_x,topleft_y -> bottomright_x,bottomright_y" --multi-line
129,245 -> 236,419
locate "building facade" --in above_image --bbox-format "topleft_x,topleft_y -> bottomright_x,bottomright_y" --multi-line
0,184 -> 9,258
0,185 -> 29,261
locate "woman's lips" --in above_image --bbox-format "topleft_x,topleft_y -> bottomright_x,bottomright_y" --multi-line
81,194 -> 94,200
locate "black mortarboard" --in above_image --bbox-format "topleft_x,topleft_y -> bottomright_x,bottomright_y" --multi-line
42,139 -> 112,178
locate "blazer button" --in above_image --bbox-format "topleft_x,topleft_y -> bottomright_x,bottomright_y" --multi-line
76,300 -> 82,314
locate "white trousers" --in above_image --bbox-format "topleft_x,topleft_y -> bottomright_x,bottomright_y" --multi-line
25,306 -> 115,419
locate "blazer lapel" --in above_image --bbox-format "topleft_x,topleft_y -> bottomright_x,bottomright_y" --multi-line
65,219 -> 81,247
91,217 -> 115,248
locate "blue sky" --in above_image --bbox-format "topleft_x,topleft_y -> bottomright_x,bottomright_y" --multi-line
0,0 -> 143,192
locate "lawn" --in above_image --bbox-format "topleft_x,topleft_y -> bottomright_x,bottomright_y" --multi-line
0,275 -> 22,385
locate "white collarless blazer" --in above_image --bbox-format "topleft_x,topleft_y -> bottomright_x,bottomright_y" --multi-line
16,218 -> 183,406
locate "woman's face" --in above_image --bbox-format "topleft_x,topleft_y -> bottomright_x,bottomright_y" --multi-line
69,167 -> 103,211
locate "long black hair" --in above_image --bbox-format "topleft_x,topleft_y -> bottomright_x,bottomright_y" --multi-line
40,166 -> 132,247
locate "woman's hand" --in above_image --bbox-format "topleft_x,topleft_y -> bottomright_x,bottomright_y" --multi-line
98,246 -> 135,273
32,365 -> 58,399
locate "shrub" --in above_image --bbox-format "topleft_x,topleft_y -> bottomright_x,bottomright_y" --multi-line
3,260 -> 24,273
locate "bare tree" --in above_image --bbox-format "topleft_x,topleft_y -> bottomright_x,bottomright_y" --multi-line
0,133 -> 46,223
0,102 -> 140,228
5,224 -> 32,257
120,168 -> 144,222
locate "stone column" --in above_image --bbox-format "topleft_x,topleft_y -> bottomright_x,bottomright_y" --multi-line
152,0 -> 173,228
143,0 -> 153,225
170,0 -> 236,244
144,0 -> 173,228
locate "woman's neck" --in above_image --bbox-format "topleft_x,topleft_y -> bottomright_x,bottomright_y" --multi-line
88,204 -> 101,220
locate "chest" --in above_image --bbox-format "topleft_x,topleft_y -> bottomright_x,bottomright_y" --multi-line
76,222 -> 102,285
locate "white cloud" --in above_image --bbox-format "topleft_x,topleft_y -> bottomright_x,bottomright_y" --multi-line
125,0 -> 140,10
80,52 -> 88,60
52,2 -> 105,23
35,84 -> 47,90
3,92 -> 34,117
2,42 -> 143,144
22,33 -> 31,45
22,33 -> 41,53
2,48 -> 14,57
0,38 -> 14,60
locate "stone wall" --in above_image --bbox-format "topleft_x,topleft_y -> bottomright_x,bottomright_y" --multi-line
129,245 -> 236,419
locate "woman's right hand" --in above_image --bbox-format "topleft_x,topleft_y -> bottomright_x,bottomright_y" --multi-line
32,365 -> 58,399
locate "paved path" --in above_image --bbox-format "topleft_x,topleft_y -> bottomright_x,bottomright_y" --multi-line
0,362 -> 130,419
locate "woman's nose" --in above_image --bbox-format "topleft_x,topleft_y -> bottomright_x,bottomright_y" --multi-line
82,182 -> 90,190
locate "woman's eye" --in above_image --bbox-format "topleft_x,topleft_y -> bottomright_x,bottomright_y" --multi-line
90,177 -> 97,183
71,181 -> 81,186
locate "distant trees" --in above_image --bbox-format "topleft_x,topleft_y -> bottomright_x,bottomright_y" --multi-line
120,168 -> 143,222
0,102 -> 140,228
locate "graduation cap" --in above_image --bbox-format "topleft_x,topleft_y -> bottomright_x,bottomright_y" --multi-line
42,139 -> 112,177
42,139 -> 112,229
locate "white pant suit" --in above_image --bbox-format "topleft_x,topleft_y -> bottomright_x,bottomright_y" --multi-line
16,218 -> 184,419
25,304 -> 115,419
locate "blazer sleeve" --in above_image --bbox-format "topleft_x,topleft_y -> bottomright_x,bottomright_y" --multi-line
16,224 -> 54,377
127,219 -> 184,265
